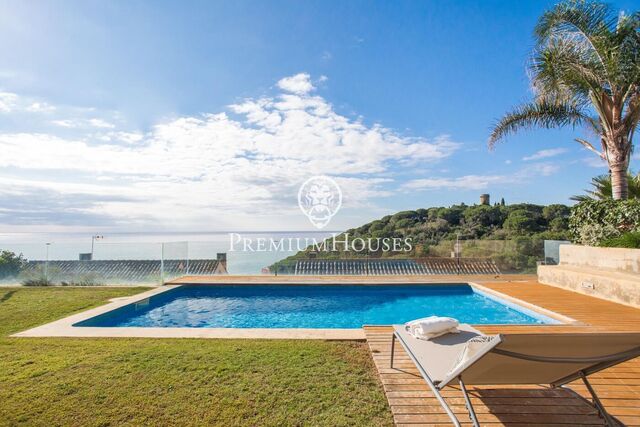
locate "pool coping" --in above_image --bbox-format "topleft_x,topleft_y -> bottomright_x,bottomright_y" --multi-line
12,282 -> 578,340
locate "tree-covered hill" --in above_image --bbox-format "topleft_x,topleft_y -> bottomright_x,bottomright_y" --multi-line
271,202 -> 572,273
350,202 -> 570,245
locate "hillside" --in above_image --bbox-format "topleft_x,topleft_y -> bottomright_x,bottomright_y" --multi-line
271,202 -> 572,273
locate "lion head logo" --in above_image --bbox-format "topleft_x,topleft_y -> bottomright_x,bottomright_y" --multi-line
298,176 -> 342,229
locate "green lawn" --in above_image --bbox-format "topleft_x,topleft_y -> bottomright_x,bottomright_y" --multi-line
0,287 -> 392,426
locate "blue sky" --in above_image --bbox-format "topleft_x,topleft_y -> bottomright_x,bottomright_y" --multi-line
0,0 -> 637,232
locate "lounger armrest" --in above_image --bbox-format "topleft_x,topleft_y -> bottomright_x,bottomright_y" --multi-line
438,334 -> 503,388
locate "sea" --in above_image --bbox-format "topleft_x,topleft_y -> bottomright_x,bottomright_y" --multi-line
0,231 -> 336,275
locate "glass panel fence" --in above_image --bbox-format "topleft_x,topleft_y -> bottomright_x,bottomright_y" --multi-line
0,236 -> 559,283
543,240 -> 571,265
269,238 -> 550,275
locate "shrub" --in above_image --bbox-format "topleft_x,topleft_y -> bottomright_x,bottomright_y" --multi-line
569,199 -> 640,245
463,205 -> 505,228
22,277 -> 54,286
0,250 -> 26,280
542,204 -> 571,221
390,210 -> 418,223
576,223 -> 620,246
600,232 -> 640,249
503,209 -> 540,234
394,218 -> 416,229
19,265 -> 60,286
61,273 -> 104,286
548,216 -> 569,232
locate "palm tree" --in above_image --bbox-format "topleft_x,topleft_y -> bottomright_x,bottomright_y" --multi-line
489,0 -> 640,199
571,171 -> 640,201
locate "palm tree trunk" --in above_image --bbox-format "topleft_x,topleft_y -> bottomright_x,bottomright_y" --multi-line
610,163 -> 629,200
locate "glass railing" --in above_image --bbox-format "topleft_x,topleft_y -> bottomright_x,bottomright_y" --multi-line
0,236 -> 556,285
543,240 -> 571,265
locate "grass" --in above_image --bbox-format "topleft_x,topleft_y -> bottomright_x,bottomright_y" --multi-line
0,287 -> 392,426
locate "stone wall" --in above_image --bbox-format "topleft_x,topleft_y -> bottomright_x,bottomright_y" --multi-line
537,245 -> 640,308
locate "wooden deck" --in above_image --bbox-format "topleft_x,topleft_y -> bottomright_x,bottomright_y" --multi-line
365,280 -> 640,426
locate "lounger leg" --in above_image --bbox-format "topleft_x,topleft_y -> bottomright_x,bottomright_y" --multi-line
580,372 -> 617,427
393,333 -> 461,426
427,382 -> 461,427
390,333 -> 396,368
458,376 -> 480,427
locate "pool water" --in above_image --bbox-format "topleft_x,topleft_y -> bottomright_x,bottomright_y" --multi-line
76,284 -> 557,328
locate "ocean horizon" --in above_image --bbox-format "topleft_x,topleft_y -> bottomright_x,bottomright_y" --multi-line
0,231 -> 337,275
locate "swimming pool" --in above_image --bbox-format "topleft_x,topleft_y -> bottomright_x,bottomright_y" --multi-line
75,284 -> 559,328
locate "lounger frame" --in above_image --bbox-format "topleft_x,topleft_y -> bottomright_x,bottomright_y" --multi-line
390,331 -> 640,427
391,332 -> 486,427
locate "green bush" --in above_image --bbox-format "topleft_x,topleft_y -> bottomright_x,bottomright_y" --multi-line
19,265 -> 60,286
0,250 -> 26,279
61,273 -> 104,286
569,199 -> 640,245
504,209 -> 540,234
600,232 -> 640,249
576,223 -> 620,246
22,277 -> 55,286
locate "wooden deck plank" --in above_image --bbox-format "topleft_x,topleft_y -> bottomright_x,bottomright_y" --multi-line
365,279 -> 640,426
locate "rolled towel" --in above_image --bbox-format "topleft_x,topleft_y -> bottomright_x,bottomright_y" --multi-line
405,316 -> 460,340
414,325 -> 460,341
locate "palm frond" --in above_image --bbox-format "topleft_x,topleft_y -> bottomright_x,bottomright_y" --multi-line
534,0 -> 615,91
622,93 -> 640,134
575,137 -> 604,157
612,12 -> 640,91
489,101 -> 588,148
535,0 -> 614,41
529,37 -> 600,105
489,0 -> 638,198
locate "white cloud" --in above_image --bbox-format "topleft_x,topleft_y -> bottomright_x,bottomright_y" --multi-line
88,118 -> 115,128
51,119 -> 77,128
522,148 -> 567,161
402,163 -> 560,191
0,92 -> 57,114
403,175 -> 506,191
52,118 -> 116,129
109,131 -> 144,144
0,73 -> 461,229
0,92 -> 19,112
277,73 -> 315,95
527,162 -> 560,176
583,155 -> 607,168
26,102 -> 56,113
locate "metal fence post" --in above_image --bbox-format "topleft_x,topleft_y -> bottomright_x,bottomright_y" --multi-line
45,242 -> 50,282
160,242 -> 165,285
185,241 -> 190,275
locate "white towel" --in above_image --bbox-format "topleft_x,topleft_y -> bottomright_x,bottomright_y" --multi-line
405,316 -> 460,340
413,325 -> 460,341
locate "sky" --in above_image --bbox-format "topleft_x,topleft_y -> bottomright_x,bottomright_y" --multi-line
0,0 -> 638,233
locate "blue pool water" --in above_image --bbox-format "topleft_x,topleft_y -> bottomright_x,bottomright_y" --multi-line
76,284 -> 557,328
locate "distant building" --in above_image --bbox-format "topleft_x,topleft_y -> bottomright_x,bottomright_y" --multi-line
480,194 -> 490,205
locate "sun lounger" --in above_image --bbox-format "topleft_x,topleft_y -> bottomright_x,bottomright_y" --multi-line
390,324 -> 640,427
